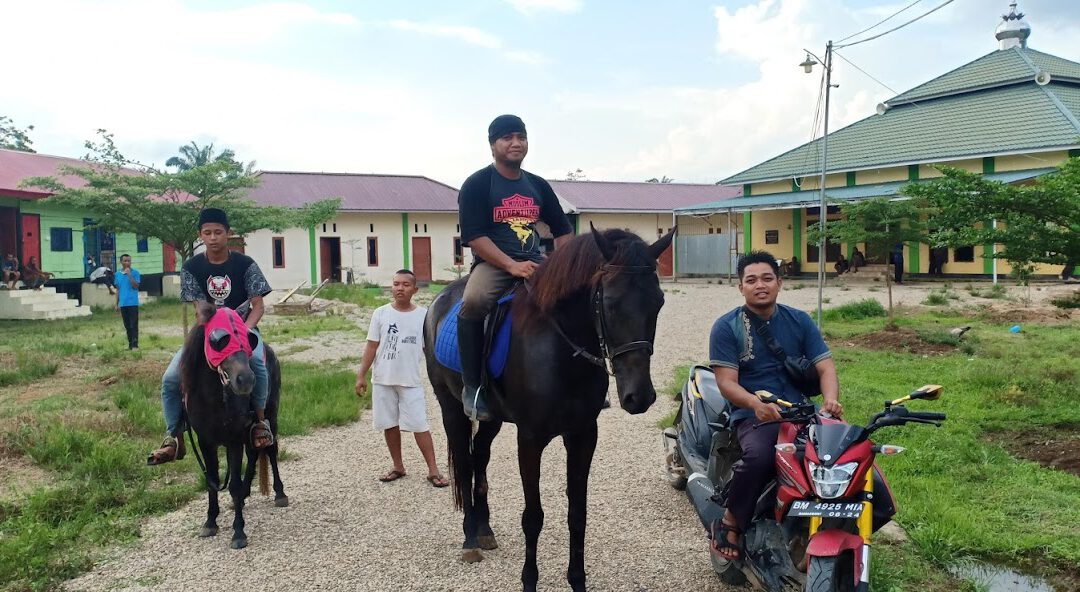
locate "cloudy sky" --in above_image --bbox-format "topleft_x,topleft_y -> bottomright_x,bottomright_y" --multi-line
4,0 -> 1078,187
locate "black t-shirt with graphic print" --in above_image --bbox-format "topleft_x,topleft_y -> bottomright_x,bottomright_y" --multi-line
180,252 -> 271,319
458,165 -> 573,264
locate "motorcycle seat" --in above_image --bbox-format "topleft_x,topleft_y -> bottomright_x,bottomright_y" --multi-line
690,365 -> 734,424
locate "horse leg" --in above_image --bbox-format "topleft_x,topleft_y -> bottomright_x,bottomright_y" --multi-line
437,383 -> 482,563
563,423 -> 598,592
199,439 -> 220,538
518,433 -> 550,592
473,419 -> 502,551
268,440 -> 288,507
242,444 -> 258,500
227,444 -> 248,549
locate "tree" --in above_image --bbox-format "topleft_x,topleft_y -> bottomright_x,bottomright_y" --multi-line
646,176 -> 674,184
0,115 -> 35,153
166,141 -> 255,175
902,161 -> 1080,281
21,130 -> 340,330
565,168 -> 587,181
808,197 -> 927,322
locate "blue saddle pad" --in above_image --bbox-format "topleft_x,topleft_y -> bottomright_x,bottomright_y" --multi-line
434,294 -> 514,378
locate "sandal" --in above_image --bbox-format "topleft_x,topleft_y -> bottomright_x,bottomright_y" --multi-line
427,474 -> 450,488
146,436 -> 185,466
251,420 -> 275,449
710,519 -> 742,561
379,469 -> 406,482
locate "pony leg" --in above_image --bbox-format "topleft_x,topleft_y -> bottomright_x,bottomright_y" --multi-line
472,419 -> 502,550
518,433 -> 550,592
227,445 -> 248,549
267,440 -> 288,507
563,423 -> 598,592
438,390 -> 482,562
199,439 -> 220,538
242,445 -> 258,500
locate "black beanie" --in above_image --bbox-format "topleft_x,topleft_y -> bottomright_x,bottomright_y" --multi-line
198,208 -> 230,230
488,114 -> 526,144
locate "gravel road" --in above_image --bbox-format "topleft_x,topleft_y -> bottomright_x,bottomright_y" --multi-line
64,279 -> 1074,592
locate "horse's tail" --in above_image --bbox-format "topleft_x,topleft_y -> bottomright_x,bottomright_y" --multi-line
447,439 -> 463,511
258,451 -> 269,496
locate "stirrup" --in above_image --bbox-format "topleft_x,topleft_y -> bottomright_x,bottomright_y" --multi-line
462,386 -> 493,422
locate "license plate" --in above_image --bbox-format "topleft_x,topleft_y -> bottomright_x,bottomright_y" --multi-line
787,500 -> 864,519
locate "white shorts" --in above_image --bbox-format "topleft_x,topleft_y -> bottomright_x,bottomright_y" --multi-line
371,384 -> 429,432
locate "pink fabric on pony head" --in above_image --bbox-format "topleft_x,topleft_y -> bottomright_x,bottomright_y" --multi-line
203,308 -> 252,368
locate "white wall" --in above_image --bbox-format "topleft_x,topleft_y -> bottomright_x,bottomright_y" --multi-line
579,212 -> 676,245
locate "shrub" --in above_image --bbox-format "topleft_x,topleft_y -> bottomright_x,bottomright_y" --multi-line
1051,290 -> 1080,309
923,292 -> 949,306
823,299 -> 886,321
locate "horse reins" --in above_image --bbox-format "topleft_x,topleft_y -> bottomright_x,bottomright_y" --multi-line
551,263 -> 657,375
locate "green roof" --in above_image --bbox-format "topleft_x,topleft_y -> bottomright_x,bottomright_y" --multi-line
722,47 -> 1080,185
681,168 -> 1054,214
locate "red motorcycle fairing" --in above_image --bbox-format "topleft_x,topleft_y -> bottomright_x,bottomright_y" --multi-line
806,528 -> 864,558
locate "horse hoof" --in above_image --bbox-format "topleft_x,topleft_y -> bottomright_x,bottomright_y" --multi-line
199,526 -> 218,538
478,535 -> 499,550
460,548 -> 484,563
230,537 -> 248,550
275,496 -> 290,508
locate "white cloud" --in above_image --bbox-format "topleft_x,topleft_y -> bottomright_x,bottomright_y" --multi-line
504,0 -> 582,16
386,20 -> 501,49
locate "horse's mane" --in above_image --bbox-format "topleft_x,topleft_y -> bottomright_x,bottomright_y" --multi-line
180,322 -> 208,398
525,228 -> 654,317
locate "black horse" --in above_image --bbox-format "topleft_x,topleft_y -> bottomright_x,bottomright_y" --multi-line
181,301 -> 288,549
425,226 -> 673,592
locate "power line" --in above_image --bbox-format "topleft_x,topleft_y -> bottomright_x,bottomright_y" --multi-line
837,0 -> 956,49
832,50 -> 903,98
837,0 -> 924,44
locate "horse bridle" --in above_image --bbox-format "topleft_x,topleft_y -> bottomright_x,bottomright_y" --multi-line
552,263 -> 657,375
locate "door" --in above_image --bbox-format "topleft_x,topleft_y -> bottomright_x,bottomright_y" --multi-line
411,237 -> 432,282
319,237 -> 342,282
0,207 -> 17,260
20,213 -> 40,267
162,243 -> 176,273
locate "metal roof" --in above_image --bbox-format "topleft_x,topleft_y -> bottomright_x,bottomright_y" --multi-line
0,148 -> 92,198
247,171 -> 460,212
547,179 -> 741,213
678,168 -> 1055,214
722,47 -> 1080,186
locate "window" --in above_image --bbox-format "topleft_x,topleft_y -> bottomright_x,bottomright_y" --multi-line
370,223 -> 375,232
765,230 -> 779,245
414,223 -> 419,233
806,205 -> 841,217
423,223 -> 428,233
332,223 -> 337,232
272,237 -> 285,268
322,224 -> 327,232
453,237 -> 464,265
953,245 -> 975,262
136,235 -> 149,253
367,237 -> 379,266
806,222 -> 840,263
50,227 -> 73,251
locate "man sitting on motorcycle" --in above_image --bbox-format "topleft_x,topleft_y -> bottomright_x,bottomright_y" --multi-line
707,250 -> 843,561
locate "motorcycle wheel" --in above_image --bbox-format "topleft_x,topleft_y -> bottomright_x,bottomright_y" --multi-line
805,555 -> 855,592
709,549 -> 747,585
665,449 -> 688,491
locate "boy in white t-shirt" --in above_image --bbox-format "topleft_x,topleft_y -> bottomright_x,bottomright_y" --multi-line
355,270 -> 448,487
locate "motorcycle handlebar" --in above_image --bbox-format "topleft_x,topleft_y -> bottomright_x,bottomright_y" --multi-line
906,411 -> 946,421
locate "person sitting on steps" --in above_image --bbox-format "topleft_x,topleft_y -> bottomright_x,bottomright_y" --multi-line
147,208 -> 274,465
455,114 -> 574,421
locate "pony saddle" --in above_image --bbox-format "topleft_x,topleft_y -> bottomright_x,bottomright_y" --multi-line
434,289 -> 515,379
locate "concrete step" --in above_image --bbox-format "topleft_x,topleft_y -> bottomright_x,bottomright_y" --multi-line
24,306 -> 92,320
28,299 -> 82,313
0,287 -> 59,299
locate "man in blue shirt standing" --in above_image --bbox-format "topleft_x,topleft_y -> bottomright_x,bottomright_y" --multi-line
707,251 -> 843,562
114,253 -> 141,350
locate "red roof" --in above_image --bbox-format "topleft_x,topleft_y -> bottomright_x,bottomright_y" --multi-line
0,148 -> 92,198
547,180 -> 742,212
247,171 -> 460,212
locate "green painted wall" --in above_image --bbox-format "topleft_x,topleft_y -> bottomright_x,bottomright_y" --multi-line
983,219 -> 995,275
308,226 -> 317,285
742,212 -> 752,254
114,234 -> 163,274
743,184 -> 752,197
792,209 -> 802,261
846,171 -> 856,186
907,165 -> 919,182
791,179 -> 801,192
982,157 -> 995,174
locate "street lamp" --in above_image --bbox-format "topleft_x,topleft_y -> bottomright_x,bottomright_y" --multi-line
801,41 -> 835,327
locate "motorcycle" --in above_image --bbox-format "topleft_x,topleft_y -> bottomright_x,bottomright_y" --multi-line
663,364 -> 945,591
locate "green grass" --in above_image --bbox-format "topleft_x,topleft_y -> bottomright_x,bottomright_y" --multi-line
0,299 -> 376,592
823,298 -> 887,322
656,364 -> 692,428
303,283 -> 388,308
1051,289 -> 1080,309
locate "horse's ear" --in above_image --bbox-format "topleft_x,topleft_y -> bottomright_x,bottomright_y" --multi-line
648,227 -> 676,261
195,300 -> 216,325
590,222 -> 615,261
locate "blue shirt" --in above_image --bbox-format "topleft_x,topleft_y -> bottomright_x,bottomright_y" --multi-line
114,268 -> 142,308
709,304 -> 831,423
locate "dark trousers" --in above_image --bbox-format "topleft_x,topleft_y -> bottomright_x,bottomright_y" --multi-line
727,418 -> 781,531
120,306 -> 139,349
893,259 -> 904,283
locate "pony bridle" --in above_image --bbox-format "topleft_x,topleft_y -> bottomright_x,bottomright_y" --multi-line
555,263 -> 657,375
206,310 -> 252,388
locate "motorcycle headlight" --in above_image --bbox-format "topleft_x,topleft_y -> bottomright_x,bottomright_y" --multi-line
808,461 -> 858,499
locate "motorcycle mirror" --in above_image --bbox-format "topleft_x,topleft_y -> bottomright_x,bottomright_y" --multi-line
911,385 -> 943,401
